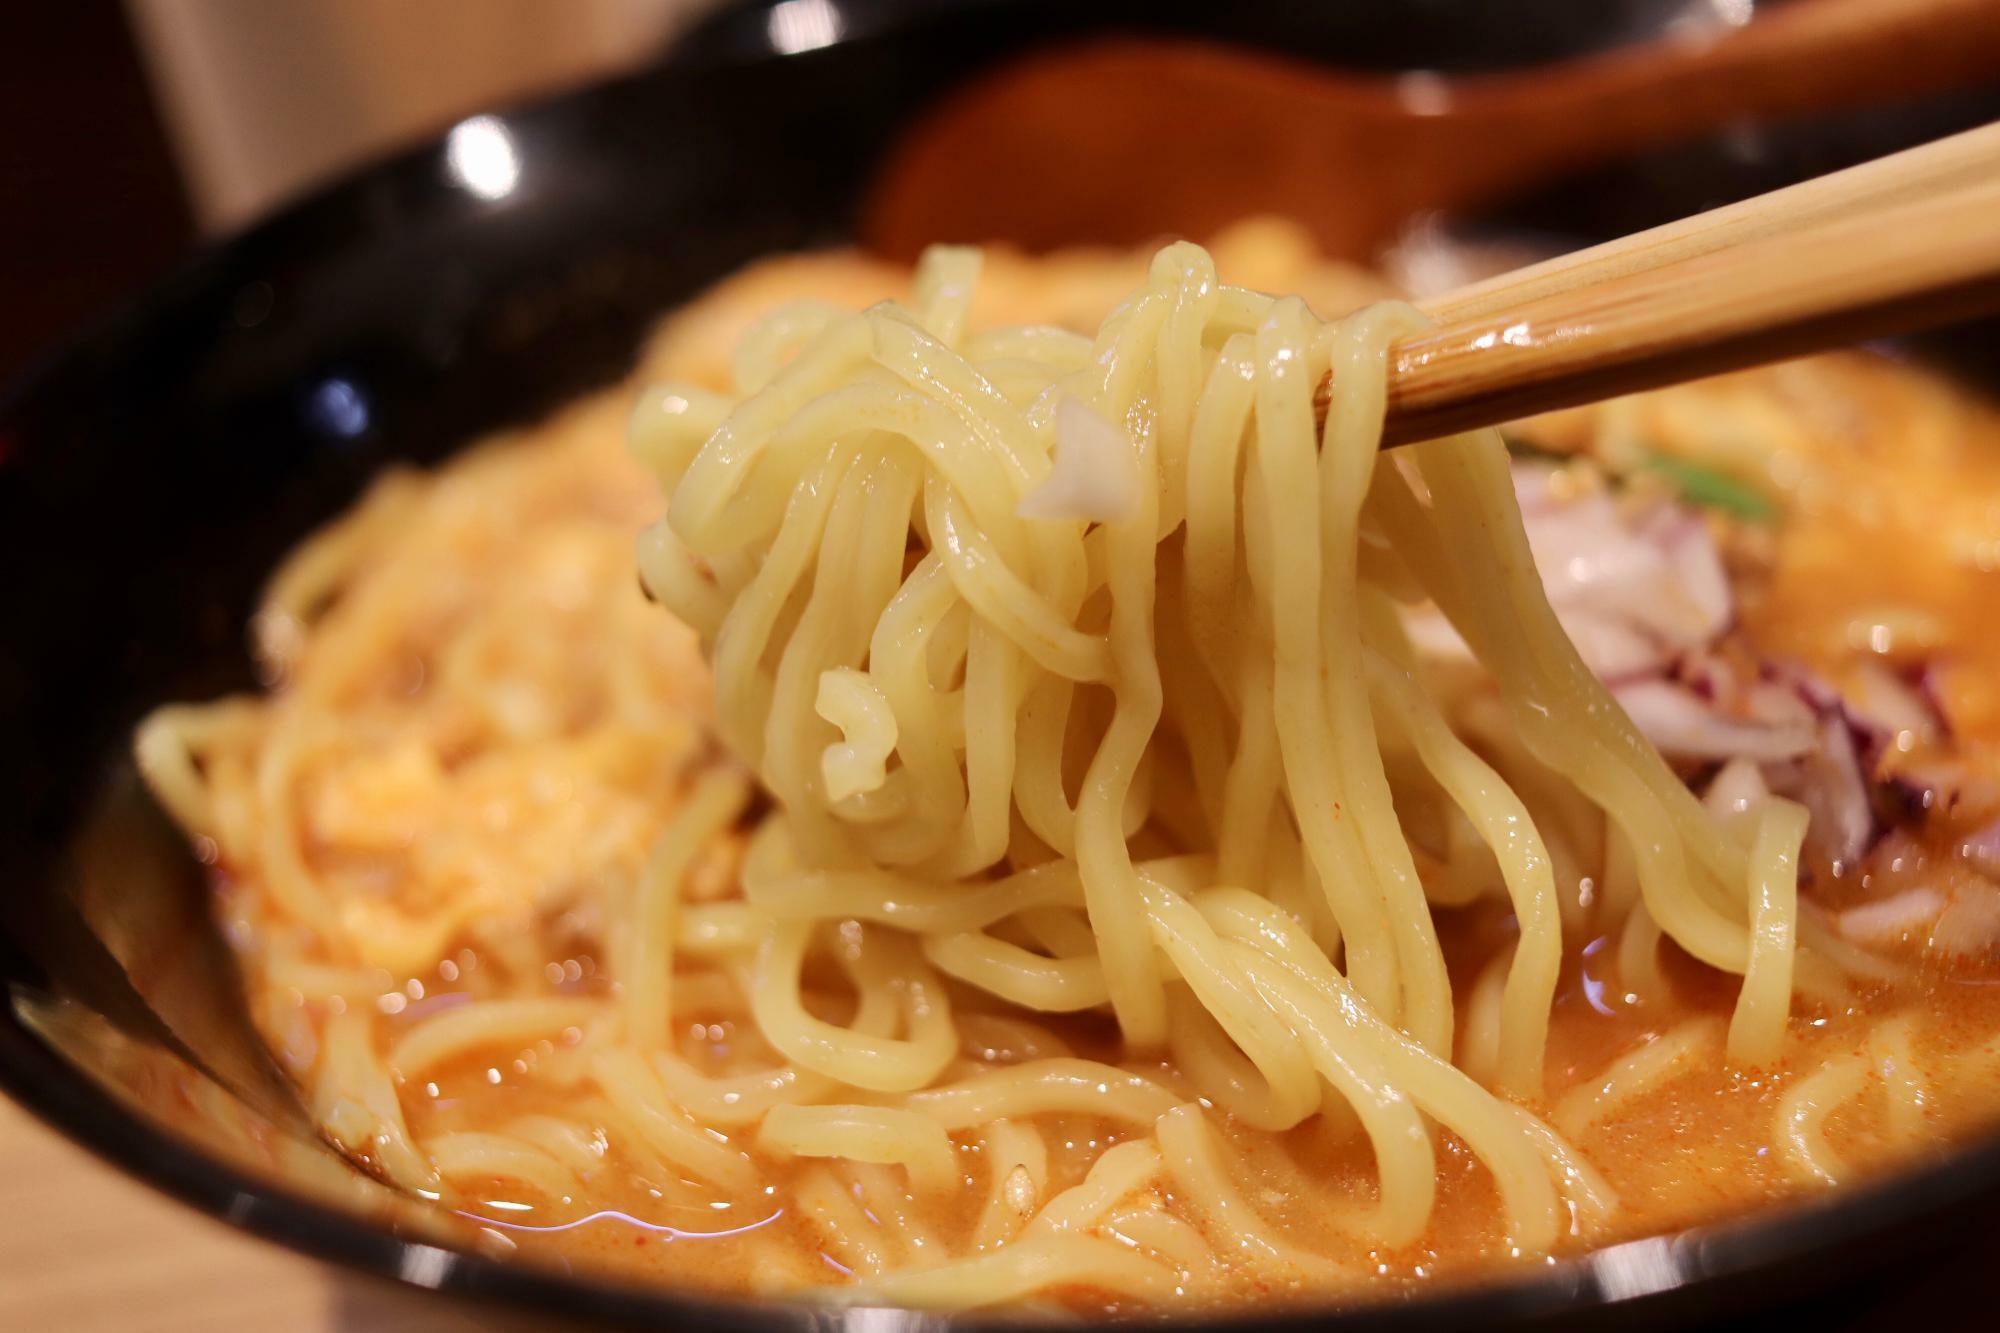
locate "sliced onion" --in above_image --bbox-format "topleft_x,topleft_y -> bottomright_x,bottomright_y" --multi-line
1962,817 -> 2000,877
1846,660 -> 1943,750
1526,494 -> 1678,623
1930,884 -> 2000,957
1741,678 -> 1811,728
1554,611 -> 1670,683
1017,396 -> 1139,523
1511,462 -> 1563,517
1703,757 -> 1770,817
1513,462 -> 1732,675
1678,652 -> 1740,704
1613,680 -> 1816,763
1837,887 -> 1945,944
1780,714 -> 1875,870
1655,511 -> 1732,639
1418,464 -> 1938,869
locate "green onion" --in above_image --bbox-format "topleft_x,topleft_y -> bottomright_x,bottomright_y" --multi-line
1501,431 -> 1777,523
1637,451 -> 1776,523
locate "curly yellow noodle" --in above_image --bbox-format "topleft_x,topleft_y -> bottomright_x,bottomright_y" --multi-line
969,1118 -> 1048,1251
1553,1019 -> 1724,1140
615,769 -> 750,1049
1457,944 -> 1513,1089
423,1132 -> 580,1203
648,1048 -> 838,1127
1726,799 -> 1807,1066
919,929 -> 1110,1011
750,922 -> 957,1092
589,1047 -> 759,1192
505,1115 -> 609,1176
855,1234 -> 1177,1309
794,1163 -> 894,1278
906,1060 -> 1178,1129
1616,904 -> 1668,1006
1156,1103 -> 1346,1283
847,1161 -> 950,1265
313,1009 -> 437,1193
1780,1054 -> 1872,1185
1868,1014 -> 1933,1147
758,1104 -> 960,1194
1500,1106 -> 1620,1233
386,997 -> 604,1078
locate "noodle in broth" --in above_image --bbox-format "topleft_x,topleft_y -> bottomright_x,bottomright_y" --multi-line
137,223 -> 2000,1312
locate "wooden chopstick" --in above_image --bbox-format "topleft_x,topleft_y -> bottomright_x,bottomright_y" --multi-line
1424,121 -> 2000,325
1353,126 -> 2000,448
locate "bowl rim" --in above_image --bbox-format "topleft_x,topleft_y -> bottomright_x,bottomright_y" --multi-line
5,5 -> 2000,1328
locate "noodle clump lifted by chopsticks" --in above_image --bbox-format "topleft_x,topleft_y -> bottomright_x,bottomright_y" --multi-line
626,240 -> 1817,1283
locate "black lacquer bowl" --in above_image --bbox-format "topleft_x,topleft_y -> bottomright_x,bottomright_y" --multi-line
4,2 -> 1999,1327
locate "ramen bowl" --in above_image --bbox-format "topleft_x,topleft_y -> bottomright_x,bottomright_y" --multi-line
2,1 -> 1998,1327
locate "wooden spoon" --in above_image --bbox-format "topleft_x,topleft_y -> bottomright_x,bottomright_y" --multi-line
864,0 -> 2000,261
1349,125 -> 2000,445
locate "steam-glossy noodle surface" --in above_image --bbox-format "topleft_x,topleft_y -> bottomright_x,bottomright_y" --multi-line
137,224 -> 2000,1313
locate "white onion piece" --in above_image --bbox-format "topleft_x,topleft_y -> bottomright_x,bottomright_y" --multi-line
1507,463 -> 1733,683
1846,660 -> 1940,748
1962,818 -> 2000,877
1703,756 -> 1770,817
1612,680 -> 1817,763
1784,716 -> 1875,870
1525,493 -> 1672,621
1930,885 -> 2000,957
1554,611 -> 1670,683
1742,679 -> 1815,730
1519,477 -> 1728,653
1409,464 -> 1929,875
1017,397 -> 1139,523
1510,462 -> 1562,517
1838,887 -> 1945,944
1656,511 -> 1733,640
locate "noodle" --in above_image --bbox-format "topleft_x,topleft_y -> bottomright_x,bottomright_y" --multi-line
134,229 -> 2000,1312
758,1103 -> 961,1194
1156,1103 -> 1344,1281
1552,1019 -> 1722,1140
968,1118 -> 1047,1251
1780,1055 -> 1871,1186
631,240 -> 1757,1268
617,769 -> 750,1049
388,998 -> 604,1077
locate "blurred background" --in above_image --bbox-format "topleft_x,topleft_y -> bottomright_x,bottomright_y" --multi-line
0,1 -> 716,386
